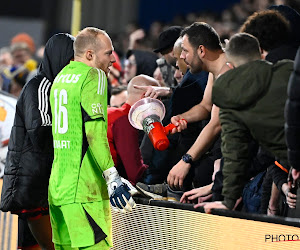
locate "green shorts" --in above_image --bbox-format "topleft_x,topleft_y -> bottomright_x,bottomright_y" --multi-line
54,240 -> 110,250
49,201 -> 112,248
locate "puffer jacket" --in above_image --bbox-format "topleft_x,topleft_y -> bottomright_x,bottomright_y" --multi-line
285,47 -> 300,170
212,59 -> 293,209
0,33 -> 74,212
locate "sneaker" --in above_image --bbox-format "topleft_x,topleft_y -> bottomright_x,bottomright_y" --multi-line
135,182 -> 183,202
166,186 -> 184,202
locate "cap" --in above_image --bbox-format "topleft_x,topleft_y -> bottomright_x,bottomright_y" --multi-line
11,33 -> 35,54
153,26 -> 183,53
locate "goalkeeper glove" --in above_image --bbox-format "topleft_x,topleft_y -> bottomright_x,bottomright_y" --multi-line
103,167 -> 137,213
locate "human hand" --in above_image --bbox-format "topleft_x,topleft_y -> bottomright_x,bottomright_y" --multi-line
170,115 -> 187,133
103,167 -> 137,213
267,206 -> 279,216
180,186 -> 212,203
133,85 -> 171,98
282,183 -> 297,209
167,160 -> 191,189
133,85 -> 159,99
195,201 -> 228,213
129,29 -> 145,42
129,29 -> 145,49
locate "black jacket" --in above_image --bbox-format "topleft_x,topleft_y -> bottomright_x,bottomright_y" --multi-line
285,47 -> 300,170
0,33 -> 74,212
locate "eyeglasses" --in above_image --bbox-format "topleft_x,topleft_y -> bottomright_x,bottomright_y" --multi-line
125,60 -> 136,67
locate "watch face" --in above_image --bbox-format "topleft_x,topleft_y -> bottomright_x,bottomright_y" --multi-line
182,154 -> 192,164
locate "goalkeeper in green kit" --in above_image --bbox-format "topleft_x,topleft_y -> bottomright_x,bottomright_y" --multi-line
49,27 -> 137,249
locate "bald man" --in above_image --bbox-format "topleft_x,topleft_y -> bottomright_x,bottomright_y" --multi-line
110,86 -> 127,108
49,27 -> 136,249
107,75 -> 160,185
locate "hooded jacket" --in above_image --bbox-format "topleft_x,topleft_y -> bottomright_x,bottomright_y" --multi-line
212,59 -> 293,209
132,50 -> 158,77
0,33 -> 74,212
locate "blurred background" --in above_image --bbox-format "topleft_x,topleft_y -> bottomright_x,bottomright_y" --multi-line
0,0 -> 299,97
1,0 -> 299,59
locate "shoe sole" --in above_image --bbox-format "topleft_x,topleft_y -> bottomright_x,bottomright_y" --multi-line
135,186 -> 180,202
135,185 -> 167,200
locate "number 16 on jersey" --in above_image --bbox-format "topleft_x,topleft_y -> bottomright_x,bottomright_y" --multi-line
53,89 -> 68,134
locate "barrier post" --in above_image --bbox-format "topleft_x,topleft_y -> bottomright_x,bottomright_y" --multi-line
71,0 -> 82,36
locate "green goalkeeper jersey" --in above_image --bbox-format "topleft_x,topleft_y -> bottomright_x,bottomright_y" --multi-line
49,61 -> 114,206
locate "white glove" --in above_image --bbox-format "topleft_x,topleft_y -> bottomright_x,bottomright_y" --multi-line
103,167 -> 137,213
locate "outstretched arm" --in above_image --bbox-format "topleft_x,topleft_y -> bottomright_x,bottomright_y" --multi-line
167,105 -> 221,189
133,85 -> 172,98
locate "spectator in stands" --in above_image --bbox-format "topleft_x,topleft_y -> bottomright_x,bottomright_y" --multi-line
154,26 -> 182,68
136,30 -> 183,183
10,42 -> 38,84
267,5 -> 300,62
110,86 -> 128,108
107,75 -> 159,185
240,9 -> 295,62
0,47 -> 13,68
11,33 -> 36,55
10,43 -> 33,67
10,33 -> 38,83
136,22 -> 227,197
172,37 -> 186,83
285,46 -> 300,209
0,47 -> 13,92
240,8 -> 299,215
153,66 -> 167,87
153,26 -> 183,87
165,37 -> 209,189
123,50 -> 158,84
136,36 -> 209,187
167,22 -> 228,190
202,32 -> 294,213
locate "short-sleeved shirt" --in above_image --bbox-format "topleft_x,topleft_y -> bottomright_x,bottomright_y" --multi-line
49,61 -> 114,206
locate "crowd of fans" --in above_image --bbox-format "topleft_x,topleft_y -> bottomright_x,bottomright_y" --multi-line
1,0 -> 300,248
1,0 -> 300,94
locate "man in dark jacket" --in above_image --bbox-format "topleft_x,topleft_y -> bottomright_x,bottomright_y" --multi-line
203,33 -> 294,212
285,46 -> 300,209
0,33 -> 74,249
240,8 -> 300,215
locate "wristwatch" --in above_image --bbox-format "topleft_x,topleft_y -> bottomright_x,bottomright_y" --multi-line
182,153 -> 193,164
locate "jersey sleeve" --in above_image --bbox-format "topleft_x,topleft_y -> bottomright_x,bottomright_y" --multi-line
81,68 -> 114,172
81,68 -> 108,120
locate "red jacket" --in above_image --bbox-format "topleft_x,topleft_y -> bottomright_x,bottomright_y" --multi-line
107,103 -> 147,185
